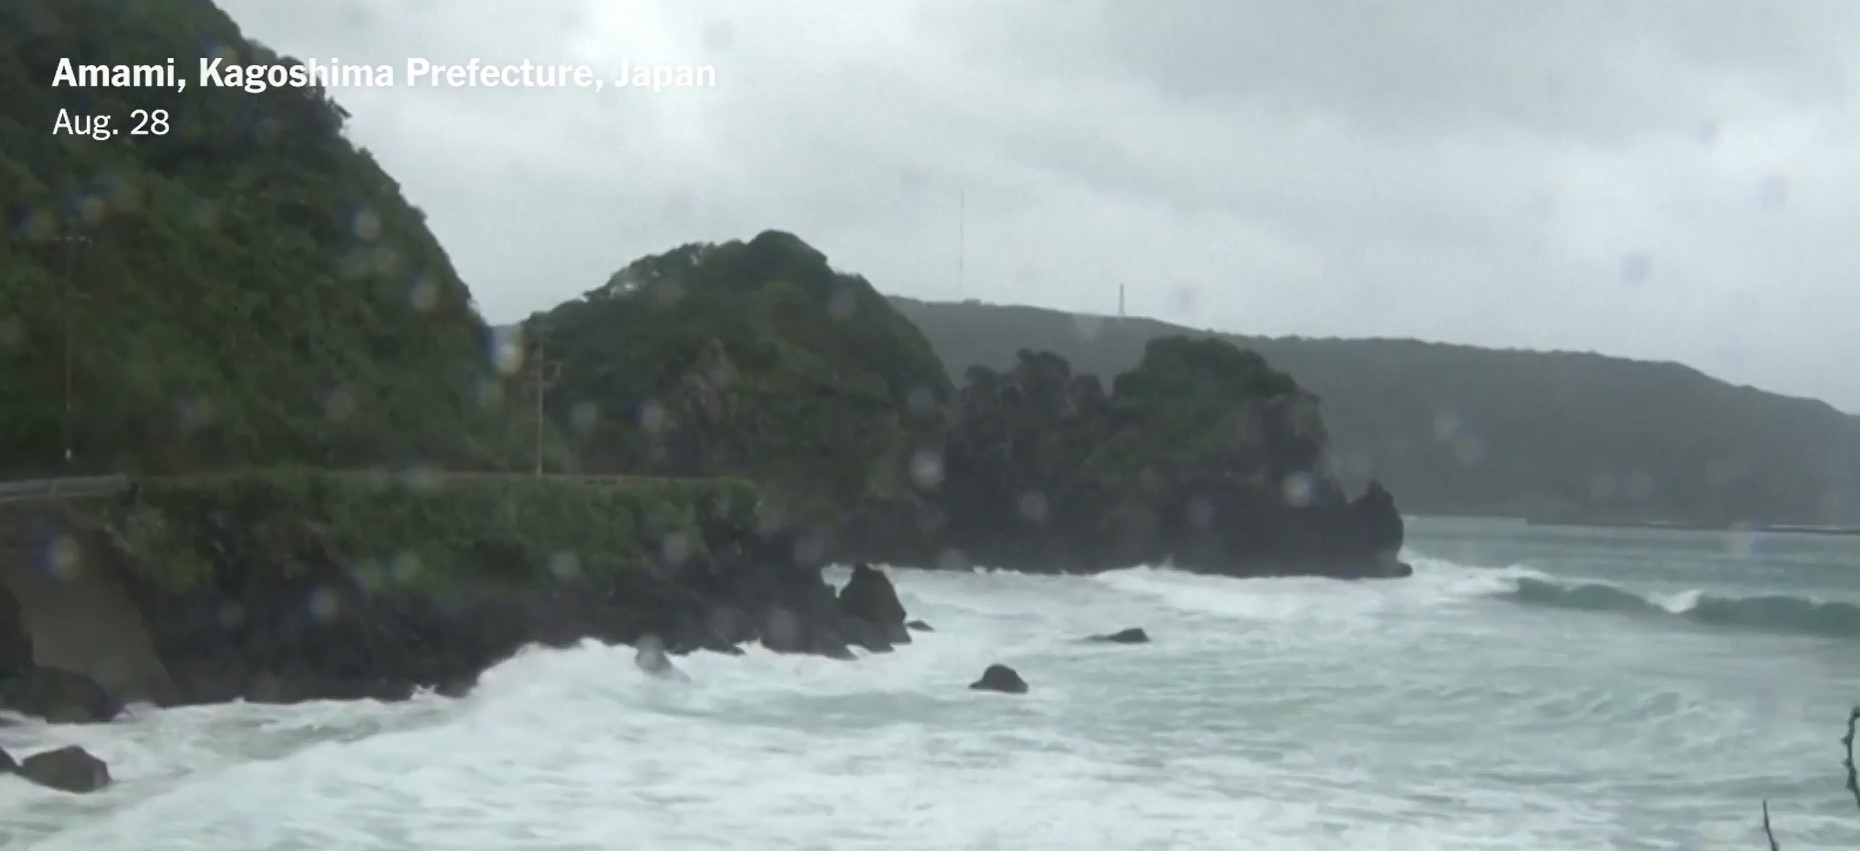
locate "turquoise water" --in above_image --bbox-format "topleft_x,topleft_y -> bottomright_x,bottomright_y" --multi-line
3,518 -> 1858,849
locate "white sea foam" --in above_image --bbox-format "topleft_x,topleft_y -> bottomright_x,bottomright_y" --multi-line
3,547 -> 1857,850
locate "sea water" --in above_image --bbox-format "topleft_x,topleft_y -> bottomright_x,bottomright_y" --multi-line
4,518 -> 1859,850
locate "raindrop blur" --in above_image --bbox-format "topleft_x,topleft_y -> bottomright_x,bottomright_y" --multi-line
474,377 -> 505,407
74,194 -> 106,225
910,449 -> 945,489
408,275 -> 439,312
906,386 -> 937,415
896,165 -> 925,195
1723,529 -> 1757,559
1167,282 -> 1197,313
390,552 -> 422,585
790,531 -> 826,564
1016,490 -> 1049,523
186,197 -> 219,229
349,208 -> 383,241
1692,119 -> 1719,146
1589,473 -> 1619,500
323,385 -> 357,421
828,287 -> 857,320
396,465 -> 443,490
369,245 -> 401,277
1754,174 -> 1789,211
1186,497 -> 1214,531
1619,252 -> 1652,285
175,396 -> 216,432
701,18 -> 736,52
663,188 -> 695,223
570,401 -> 599,433
1281,472 -> 1315,507
14,208 -> 56,241
216,602 -> 245,629
0,315 -> 20,349
309,587 -> 342,622
490,325 -> 526,375
1624,471 -> 1654,501
40,534 -> 80,580
548,552 -> 581,580
337,249 -> 370,280
1432,411 -> 1461,441
639,400 -> 667,433
662,533 -> 691,566
1452,436 -> 1484,466
103,172 -> 142,212
1072,313 -> 1104,341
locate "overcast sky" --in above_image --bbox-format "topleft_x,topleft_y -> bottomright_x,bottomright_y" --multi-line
217,0 -> 1860,412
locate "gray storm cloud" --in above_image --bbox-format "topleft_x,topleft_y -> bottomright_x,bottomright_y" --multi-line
218,0 -> 1860,411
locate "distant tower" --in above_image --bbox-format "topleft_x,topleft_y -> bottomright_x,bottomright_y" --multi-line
957,188 -> 966,298
1118,283 -> 1125,317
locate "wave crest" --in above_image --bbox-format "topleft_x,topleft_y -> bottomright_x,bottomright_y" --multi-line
1503,577 -> 1860,640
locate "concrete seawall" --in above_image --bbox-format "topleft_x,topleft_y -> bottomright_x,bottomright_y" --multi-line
0,507 -> 173,705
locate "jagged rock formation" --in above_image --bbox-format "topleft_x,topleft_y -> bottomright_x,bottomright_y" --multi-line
838,339 -> 1409,579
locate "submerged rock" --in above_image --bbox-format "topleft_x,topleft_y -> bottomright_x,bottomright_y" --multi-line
17,745 -> 111,793
0,745 -> 15,772
1085,627 -> 1149,644
905,619 -> 933,632
634,634 -> 689,681
969,663 -> 1028,694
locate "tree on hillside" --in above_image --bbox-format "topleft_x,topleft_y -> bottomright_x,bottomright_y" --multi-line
0,0 -> 556,476
523,230 -> 952,521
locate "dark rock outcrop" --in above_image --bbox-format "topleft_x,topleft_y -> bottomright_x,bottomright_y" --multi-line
0,745 -> 15,772
836,563 -> 911,652
1086,627 -> 1149,644
15,745 -> 111,793
0,583 -> 30,677
969,663 -> 1028,694
833,341 -> 1414,580
0,665 -> 121,723
41,497 -> 876,708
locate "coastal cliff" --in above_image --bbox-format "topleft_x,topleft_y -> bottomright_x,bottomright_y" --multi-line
0,470 -> 905,715
831,340 -> 1408,578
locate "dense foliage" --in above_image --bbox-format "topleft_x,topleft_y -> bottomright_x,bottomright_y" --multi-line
522,231 -> 952,521
891,296 -> 1860,528
945,338 -> 1316,502
105,469 -> 759,591
0,0 -> 558,477
925,337 -> 1386,572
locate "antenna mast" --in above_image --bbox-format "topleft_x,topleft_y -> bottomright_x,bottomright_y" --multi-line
957,188 -> 966,297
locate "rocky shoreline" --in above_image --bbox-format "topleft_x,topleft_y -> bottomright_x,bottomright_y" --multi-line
0,466 -> 1408,795
832,478 -> 1410,580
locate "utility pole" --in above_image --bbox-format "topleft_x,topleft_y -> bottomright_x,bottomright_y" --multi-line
529,344 -> 559,475
1118,283 -> 1125,317
56,231 -> 90,468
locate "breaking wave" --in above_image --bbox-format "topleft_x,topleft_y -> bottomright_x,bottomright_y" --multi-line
1500,575 -> 1860,640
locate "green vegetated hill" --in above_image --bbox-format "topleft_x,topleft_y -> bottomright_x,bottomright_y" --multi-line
527,233 -> 1404,576
888,296 -> 1860,527
520,231 -> 952,522
0,0 -> 560,477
